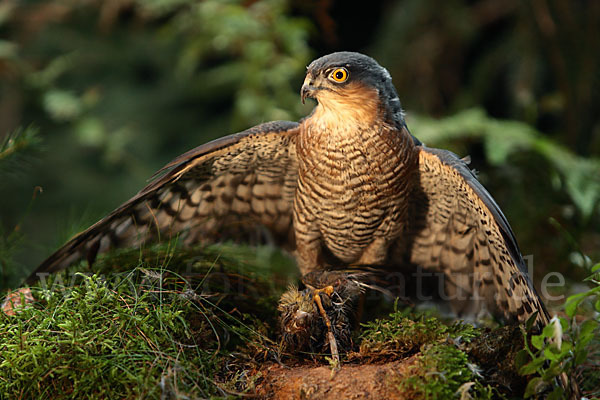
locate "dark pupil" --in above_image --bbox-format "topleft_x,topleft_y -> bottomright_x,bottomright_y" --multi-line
335,70 -> 344,80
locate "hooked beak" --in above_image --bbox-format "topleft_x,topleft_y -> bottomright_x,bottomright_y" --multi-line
301,75 -> 317,104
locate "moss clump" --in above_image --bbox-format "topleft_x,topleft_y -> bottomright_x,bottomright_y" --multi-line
0,243 -> 295,399
357,310 -> 507,399
0,274 -> 218,398
400,343 -> 497,400
359,309 -> 479,357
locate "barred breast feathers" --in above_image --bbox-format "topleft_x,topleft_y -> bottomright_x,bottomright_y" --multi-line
294,80 -> 418,266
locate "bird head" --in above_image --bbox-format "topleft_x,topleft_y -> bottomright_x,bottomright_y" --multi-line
301,52 -> 405,126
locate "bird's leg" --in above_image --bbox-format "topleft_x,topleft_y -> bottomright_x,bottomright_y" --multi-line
311,285 -> 340,369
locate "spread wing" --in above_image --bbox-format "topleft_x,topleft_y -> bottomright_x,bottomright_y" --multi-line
27,121 -> 300,283
398,146 -> 549,327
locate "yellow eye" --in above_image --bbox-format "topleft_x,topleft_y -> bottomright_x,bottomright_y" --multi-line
329,67 -> 349,83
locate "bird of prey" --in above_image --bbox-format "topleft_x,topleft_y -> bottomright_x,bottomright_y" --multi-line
26,52 -> 550,331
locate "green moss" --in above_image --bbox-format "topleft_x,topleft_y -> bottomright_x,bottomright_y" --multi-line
359,309 -> 479,357
0,243 -> 295,399
1,275 -> 215,398
358,310 -> 507,399
400,343 -> 498,400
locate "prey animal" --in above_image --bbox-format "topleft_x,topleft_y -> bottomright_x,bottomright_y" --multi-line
27,52 -> 550,344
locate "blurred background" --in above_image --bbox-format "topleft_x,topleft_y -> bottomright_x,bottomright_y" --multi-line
0,0 -> 599,296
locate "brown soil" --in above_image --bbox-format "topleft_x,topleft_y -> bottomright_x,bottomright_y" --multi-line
254,357 -> 418,400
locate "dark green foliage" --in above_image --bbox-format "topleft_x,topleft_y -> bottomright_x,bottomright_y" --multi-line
0,127 -> 40,168
0,223 -> 25,296
0,126 -> 42,288
517,262 -> 600,399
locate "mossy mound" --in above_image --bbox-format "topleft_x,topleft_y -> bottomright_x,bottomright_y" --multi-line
1,244 -> 536,399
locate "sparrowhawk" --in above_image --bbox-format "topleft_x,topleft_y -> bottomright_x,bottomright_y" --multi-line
26,52 -> 550,330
